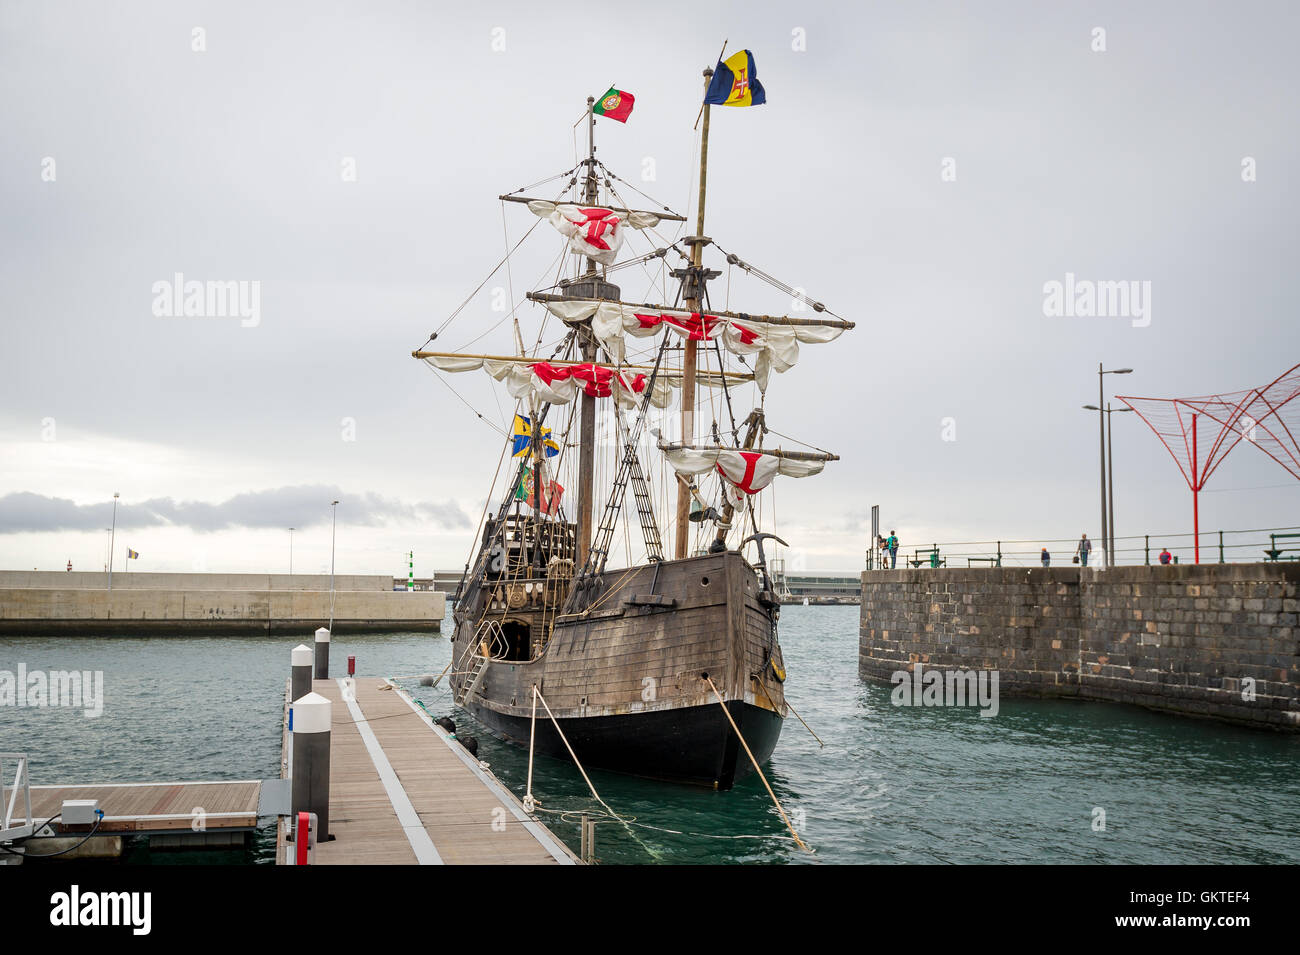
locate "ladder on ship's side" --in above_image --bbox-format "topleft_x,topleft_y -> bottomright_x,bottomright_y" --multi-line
456,654 -> 489,706
454,620 -> 502,706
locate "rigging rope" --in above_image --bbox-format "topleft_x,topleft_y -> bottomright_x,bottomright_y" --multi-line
703,674 -> 811,852
594,159 -> 687,219
708,238 -> 846,321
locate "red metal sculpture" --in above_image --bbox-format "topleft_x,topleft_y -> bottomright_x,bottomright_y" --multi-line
1117,362 -> 1300,563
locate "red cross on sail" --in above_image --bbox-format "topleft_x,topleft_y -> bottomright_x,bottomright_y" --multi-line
525,201 -> 631,265
661,448 -> 828,501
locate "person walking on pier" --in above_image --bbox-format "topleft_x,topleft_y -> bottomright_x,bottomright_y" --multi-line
887,531 -> 899,569
1041,548 -> 1050,567
1075,534 -> 1092,567
1159,547 -> 1172,565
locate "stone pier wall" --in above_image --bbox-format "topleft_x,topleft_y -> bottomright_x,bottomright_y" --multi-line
0,587 -> 444,634
859,564 -> 1299,729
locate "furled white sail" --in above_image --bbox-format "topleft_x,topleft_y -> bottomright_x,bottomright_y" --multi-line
526,201 -> 662,266
423,355 -> 674,410
662,447 -> 827,495
540,300 -> 845,390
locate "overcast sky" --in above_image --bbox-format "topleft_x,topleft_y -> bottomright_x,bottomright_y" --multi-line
2,0 -> 1298,577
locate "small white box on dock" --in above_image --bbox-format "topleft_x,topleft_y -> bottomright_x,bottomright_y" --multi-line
62,799 -> 100,825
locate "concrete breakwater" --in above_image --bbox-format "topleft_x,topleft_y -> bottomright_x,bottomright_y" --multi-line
0,571 -> 445,634
859,564 -> 1299,730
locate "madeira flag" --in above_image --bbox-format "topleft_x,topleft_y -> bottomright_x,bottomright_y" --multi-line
510,414 -> 560,459
704,50 -> 766,107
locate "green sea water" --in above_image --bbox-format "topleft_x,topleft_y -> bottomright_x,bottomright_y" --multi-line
2,605 -> 1297,864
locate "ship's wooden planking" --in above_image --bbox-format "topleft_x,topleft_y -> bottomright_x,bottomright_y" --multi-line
458,552 -> 786,719
276,677 -> 577,865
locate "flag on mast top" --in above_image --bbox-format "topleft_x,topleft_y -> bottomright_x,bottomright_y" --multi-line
704,50 -> 766,107
593,86 -> 634,122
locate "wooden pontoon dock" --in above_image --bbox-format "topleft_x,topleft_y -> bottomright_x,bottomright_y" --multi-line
276,677 -> 578,865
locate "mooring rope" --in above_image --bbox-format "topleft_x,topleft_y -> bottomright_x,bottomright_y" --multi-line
703,674 -> 811,852
524,685 -> 539,811
752,679 -> 824,749
530,685 -> 664,861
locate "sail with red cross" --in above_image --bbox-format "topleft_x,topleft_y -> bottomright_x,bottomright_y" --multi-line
526,200 -> 662,265
659,445 -> 829,508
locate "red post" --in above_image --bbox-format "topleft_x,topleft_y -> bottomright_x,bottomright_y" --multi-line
295,811 -> 312,865
1192,413 -> 1200,564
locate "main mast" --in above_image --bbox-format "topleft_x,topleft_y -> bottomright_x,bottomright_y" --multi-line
674,67 -> 718,559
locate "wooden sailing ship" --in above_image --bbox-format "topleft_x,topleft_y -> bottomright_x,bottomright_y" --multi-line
414,60 -> 853,789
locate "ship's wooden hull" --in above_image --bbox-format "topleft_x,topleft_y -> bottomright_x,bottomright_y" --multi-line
450,550 -> 787,789
465,698 -> 783,789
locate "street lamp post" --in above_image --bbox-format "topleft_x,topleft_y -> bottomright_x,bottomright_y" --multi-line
289,527 -> 295,575
1085,402 -> 1135,566
107,493 -> 120,591
328,501 -> 339,632
1094,366 -> 1133,568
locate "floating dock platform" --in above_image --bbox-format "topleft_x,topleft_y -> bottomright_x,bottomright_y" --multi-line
276,677 -> 577,865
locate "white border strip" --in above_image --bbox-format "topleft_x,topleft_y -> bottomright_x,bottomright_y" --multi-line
336,678 -> 443,865
386,680 -> 577,865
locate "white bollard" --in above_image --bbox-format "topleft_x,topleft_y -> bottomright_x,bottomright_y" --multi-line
314,627 -> 330,679
290,691 -> 332,839
291,643 -> 312,701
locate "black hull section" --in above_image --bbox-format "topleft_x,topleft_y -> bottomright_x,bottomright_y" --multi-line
463,698 -> 784,790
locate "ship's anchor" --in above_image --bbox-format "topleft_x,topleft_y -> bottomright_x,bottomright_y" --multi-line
743,532 -> 787,660
743,532 -> 787,594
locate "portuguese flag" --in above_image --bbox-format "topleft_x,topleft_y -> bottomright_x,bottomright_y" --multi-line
593,86 -> 634,123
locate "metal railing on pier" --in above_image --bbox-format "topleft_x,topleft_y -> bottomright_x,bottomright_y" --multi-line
864,524 -> 1300,568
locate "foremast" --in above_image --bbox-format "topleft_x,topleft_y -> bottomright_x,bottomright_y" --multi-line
573,96 -> 601,570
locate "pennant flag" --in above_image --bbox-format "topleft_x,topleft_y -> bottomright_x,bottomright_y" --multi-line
127,549 -> 139,559
510,414 -> 560,458
593,86 -> 634,123
704,50 -> 766,107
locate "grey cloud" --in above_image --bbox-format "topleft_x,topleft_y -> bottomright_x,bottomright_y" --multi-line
0,486 -> 470,533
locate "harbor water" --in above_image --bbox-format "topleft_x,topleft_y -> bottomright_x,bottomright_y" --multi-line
2,605 -> 1297,864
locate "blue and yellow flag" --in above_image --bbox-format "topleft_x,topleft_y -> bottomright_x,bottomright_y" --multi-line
704,50 -> 766,107
127,549 -> 139,559
511,414 -> 560,458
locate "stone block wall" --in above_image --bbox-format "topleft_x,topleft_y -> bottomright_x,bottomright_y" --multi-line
859,564 -> 1299,729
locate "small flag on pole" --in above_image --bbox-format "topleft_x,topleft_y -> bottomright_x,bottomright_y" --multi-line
127,549 -> 139,559
704,50 -> 766,107
593,86 -> 634,123
510,414 -> 560,458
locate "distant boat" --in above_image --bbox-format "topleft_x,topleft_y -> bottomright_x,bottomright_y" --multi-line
802,597 -> 809,607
